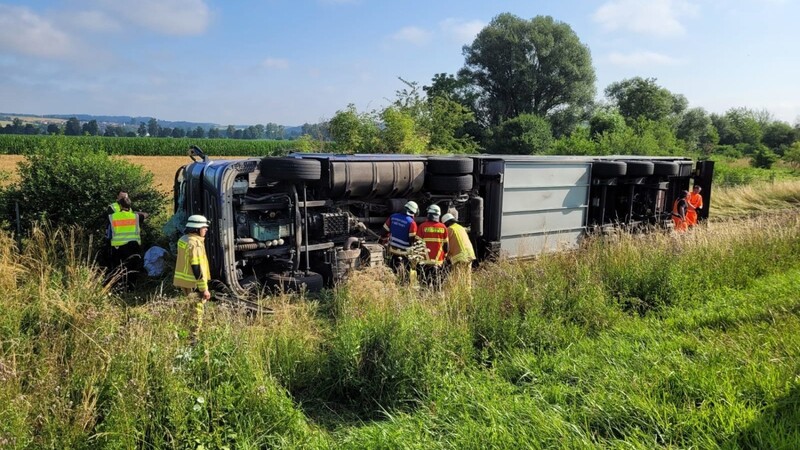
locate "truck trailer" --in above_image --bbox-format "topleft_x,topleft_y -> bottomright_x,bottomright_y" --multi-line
171,149 -> 714,298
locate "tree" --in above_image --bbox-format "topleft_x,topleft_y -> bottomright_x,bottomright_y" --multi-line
225,125 -> 236,138
762,121 -> 797,154
207,128 -> 221,139
750,144 -> 778,169
46,123 -> 60,135
328,104 -> 380,153
65,117 -> 82,136
81,119 -> 99,136
172,127 -> 186,138
487,114 -> 553,155
137,122 -> 147,137
147,118 -> 159,137
589,108 -> 626,139
158,127 -> 172,137
783,141 -> 800,169
459,14 -> 595,134
380,107 -> 427,154
676,108 -> 711,150
604,77 -> 686,123
191,126 -> 205,139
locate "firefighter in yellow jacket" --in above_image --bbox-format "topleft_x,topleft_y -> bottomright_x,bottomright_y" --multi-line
173,215 -> 212,301
441,212 -> 476,292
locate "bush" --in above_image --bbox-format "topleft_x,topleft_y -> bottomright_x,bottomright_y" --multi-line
1,137 -> 165,245
487,114 -> 553,154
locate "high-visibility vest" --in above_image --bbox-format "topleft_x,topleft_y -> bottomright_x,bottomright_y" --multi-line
418,221 -> 448,265
173,233 -> 210,291
446,223 -> 475,264
108,211 -> 141,247
109,202 -> 121,213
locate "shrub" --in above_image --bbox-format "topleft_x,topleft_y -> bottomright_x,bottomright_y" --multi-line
0,137 -> 165,245
486,114 -> 553,154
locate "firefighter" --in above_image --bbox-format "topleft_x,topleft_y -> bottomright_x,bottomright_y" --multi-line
672,190 -> 689,232
381,201 -> 419,282
174,215 -> 212,344
686,185 -> 703,227
107,195 -> 145,289
441,212 -> 476,291
417,204 -> 448,290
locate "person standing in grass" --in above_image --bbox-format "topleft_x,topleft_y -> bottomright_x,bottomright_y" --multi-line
174,215 -> 212,342
441,212 -> 475,292
672,190 -> 689,232
107,194 -> 147,289
417,204 -> 449,290
381,201 -> 419,283
686,185 -> 704,227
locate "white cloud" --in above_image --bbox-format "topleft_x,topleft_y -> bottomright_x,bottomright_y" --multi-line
62,10 -> 123,33
593,0 -> 698,38
391,26 -> 432,45
439,18 -> 484,44
262,58 -> 290,70
94,0 -> 211,36
607,51 -> 683,66
0,5 -> 78,59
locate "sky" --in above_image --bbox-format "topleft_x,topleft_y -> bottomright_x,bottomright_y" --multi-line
1,0 -> 799,127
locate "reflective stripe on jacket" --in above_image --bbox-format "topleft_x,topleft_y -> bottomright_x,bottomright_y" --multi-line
446,222 -> 475,264
418,221 -> 448,265
173,233 -> 210,291
109,211 -> 141,247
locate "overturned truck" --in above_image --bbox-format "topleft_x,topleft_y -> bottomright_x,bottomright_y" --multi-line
172,151 -> 714,297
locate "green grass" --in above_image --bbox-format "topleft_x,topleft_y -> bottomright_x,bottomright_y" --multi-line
2,213 -> 800,448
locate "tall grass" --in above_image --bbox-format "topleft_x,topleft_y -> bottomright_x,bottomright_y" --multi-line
2,213 -> 800,447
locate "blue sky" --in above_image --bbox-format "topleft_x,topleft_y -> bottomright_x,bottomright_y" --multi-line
1,0 -> 798,126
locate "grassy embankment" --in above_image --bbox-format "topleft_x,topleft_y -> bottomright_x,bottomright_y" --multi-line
1,180 -> 800,448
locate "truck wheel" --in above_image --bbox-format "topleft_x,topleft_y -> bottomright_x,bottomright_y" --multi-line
266,271 -> 324,293
652,161 -> 679,177
260,157 -> 321,181
623,161 -> 655,177
591,161 -> 626,178
425,174 -> 473,192
426,157 -> 474,174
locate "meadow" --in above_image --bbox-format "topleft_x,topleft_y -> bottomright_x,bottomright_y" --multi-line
1,189 -> 799,448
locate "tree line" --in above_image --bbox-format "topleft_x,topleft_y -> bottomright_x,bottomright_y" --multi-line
0,116 -> 325,141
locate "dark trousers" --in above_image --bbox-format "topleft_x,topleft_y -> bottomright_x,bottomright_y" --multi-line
417,263 -> 445,290
109,241 -> 142,288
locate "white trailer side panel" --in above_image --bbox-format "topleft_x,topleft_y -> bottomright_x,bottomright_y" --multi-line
499,162 -> 591,258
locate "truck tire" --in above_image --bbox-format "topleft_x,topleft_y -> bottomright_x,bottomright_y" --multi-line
266,271 -> 324,293
425,174 -> 473,192
260,157 -> 321,181
426,157 -> 474,175
624,161 -> 655,177
652,161 -> 679,177
591,161 -> 626,178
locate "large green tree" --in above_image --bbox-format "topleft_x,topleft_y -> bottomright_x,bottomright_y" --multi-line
605,77 -> 687,123
459,14 -> 595,135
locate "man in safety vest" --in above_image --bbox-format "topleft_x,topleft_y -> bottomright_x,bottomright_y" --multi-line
686,185 -> 703,227
381,201 -> 419,282
417,204 -> 449,290
441,212 -> 476,291
672,190 -> 689,232
107,195 -> 146,289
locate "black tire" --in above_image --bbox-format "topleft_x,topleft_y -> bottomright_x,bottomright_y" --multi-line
677,161 -> 693,177
652,161 -> 679,177
260,157 -> 321,181
425,174 -> 473,192
266,271 -> 324,293
591,161 -> 627,178
623,161 -> 655,177
426,157 -> 474,175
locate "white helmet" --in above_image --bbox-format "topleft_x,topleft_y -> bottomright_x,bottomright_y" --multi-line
427,204 -> 441,216
404,201 -> 419,215
441,213 -> 456,224
186,214 -> 211,229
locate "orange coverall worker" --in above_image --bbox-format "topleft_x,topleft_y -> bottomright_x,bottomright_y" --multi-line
672,195 -> 689,232
686,188 -> 703,226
